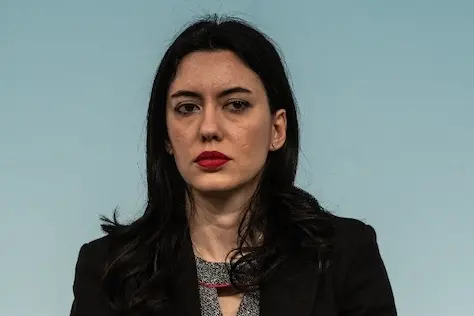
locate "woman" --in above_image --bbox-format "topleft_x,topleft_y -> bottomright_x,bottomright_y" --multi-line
71,15 -> 397,316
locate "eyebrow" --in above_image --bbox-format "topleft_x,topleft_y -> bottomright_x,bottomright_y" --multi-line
170,86 -> 252,99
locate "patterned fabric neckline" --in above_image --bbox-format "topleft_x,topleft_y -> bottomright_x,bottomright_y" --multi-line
195,256 -> 260,316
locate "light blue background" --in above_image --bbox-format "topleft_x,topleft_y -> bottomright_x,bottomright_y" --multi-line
1,0 -> 473,315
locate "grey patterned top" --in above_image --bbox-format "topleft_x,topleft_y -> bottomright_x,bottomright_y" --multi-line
195,256 -> 260,316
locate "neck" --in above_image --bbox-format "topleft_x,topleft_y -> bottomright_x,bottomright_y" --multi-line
187,187 -> 256,262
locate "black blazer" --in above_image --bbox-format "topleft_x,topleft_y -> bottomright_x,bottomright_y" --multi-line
70,216 -> 397,316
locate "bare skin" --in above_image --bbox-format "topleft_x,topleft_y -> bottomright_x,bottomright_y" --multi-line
166,50 -> 287,315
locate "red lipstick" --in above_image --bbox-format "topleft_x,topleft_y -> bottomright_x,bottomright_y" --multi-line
195,151 -> 230,170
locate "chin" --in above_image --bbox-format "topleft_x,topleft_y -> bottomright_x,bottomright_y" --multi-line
190,179 -> 240,194
183,168 -> 263,196
187,172 -> 251,195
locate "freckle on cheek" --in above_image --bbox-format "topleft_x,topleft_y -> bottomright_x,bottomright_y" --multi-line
175,134 -> 185,144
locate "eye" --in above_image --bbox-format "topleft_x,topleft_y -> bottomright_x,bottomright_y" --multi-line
175,103 -> 199,115
225,100 -> 250,113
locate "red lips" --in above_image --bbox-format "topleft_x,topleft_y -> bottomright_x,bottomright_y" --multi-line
195,151 -> 230,169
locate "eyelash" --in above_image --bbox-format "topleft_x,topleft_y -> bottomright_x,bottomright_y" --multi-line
175,100 -> 251,115
175,103 -> 199,115
225,100 -> 251,112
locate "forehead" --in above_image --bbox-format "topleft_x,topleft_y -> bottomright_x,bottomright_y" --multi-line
168,50 -> 264,93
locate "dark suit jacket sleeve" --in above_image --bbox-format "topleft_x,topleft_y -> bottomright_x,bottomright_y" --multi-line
338,224 -> 397,316
70,242 -> 112,316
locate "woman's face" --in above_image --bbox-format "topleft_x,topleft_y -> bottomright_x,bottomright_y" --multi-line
166,50 -> 286,195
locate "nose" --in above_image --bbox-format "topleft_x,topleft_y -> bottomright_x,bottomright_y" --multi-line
199,104 -> 223,142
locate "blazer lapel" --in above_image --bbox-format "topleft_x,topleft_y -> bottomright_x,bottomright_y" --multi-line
260,253 -> 320,316
171,234 -> 202,316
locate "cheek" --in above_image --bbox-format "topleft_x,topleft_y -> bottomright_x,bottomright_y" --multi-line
168,126 -> 192,157
235,122 -> 272,158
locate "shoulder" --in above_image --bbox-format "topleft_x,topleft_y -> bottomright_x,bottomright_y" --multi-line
330,214 -> 374,236
73,234 -> 113,290
78,234 -> 113,260
325,214 -> 380,277
71,235 -> 115,315
75,235 -> 114,272
324,215 -> 397,314
329,215 -> 377,254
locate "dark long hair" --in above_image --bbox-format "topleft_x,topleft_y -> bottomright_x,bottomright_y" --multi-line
101,14 -> 333,315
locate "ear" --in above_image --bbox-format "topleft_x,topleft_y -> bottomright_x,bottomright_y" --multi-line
165,141 -> 173,155
269,109 -> 287,151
